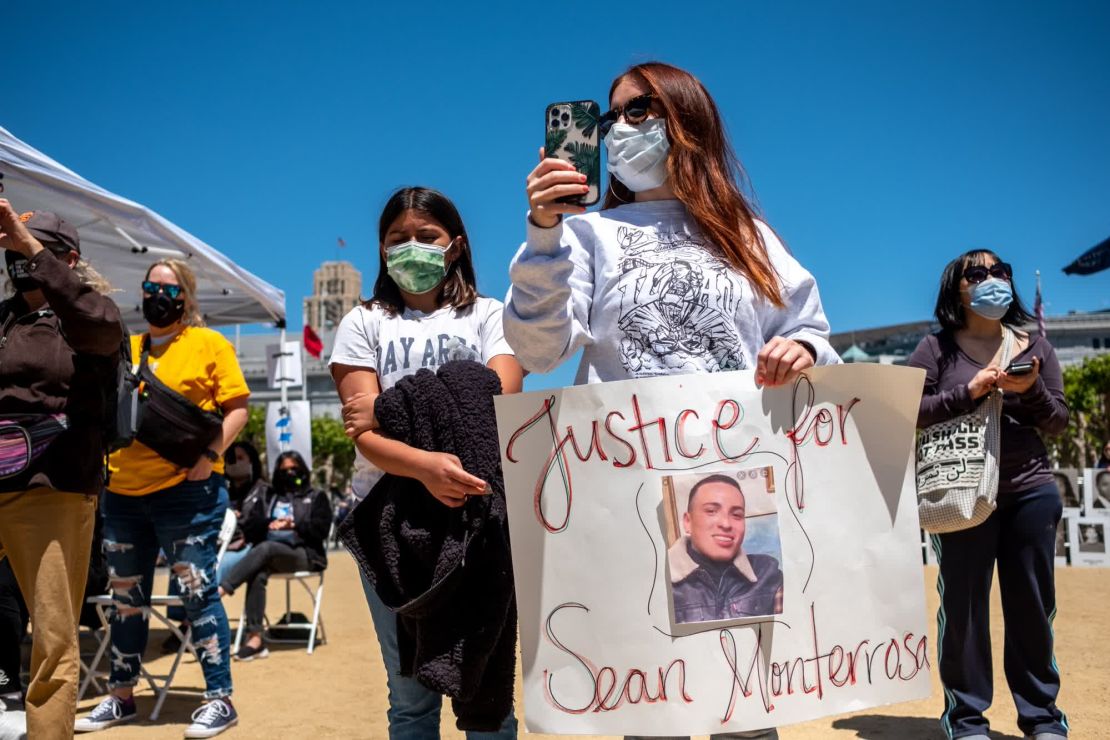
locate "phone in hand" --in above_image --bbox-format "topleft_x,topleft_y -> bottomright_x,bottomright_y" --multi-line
545,100 -> 600,206
1005,360 -> 1035,376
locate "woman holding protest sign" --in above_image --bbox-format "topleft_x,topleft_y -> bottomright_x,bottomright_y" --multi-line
909,251 -> 1069,740
505,61 -> 840,740
329,186 -> 523,738
76,260 -> 248,738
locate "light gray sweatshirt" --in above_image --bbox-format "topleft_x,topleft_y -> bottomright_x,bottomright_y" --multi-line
504,199 -> 840,383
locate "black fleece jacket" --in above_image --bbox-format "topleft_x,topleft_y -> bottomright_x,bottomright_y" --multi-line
240,481 -> 333,571
340,360 -> 516,732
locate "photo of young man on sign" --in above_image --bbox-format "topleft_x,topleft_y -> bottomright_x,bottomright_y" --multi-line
662,467 -> 784,624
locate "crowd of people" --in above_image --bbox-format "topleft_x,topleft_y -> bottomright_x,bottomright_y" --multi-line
0,59 -> 1087,740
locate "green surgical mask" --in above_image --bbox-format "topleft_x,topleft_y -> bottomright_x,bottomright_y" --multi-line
385,240 -> 448,295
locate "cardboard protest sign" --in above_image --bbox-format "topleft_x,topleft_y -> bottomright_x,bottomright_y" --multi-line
495,364 -> 930,735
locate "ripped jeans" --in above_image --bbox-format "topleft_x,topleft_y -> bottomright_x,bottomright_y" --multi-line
102,476 -> 232,698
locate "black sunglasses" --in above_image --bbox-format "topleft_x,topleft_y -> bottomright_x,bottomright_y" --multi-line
142,280 -> 183,299
598,93 -> 656,138
962,263 -> 1012,284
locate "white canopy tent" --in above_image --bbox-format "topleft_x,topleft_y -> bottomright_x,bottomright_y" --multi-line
0,126 -> 284,330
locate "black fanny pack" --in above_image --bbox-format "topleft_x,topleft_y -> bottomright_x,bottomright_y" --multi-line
0,413 -> 69,480
134,335 -> 224,469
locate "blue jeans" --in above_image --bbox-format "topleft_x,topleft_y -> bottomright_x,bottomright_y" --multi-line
166,544 -> 251,622
361,571 -> 517,740
102,476 -> 233,698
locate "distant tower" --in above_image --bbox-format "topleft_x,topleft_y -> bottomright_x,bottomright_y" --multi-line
303,261 -> 362,332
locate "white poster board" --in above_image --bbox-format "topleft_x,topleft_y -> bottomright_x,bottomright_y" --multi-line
495,364 -> 931,735
1068,516 -> 1110,567
266,400 -> 312,471
266,341 -> 303,389
1084,468 -> 1110,514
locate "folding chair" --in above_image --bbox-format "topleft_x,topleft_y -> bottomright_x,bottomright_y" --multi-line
79,508 -> 238,720
233,568 -> 327,655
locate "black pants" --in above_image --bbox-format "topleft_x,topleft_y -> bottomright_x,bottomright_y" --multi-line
220,540 -> 311,633
930,482 -> 1068,739
0,556 -> 29,698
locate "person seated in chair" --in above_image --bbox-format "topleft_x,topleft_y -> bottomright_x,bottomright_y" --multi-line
218,452 -> 331,661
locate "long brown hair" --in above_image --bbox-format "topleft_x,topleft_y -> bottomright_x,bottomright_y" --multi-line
604,62 -> 784,308
366,187 -> 479,316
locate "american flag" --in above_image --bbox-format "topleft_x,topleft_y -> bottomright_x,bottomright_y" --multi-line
1034,273 -> 1046,338
337,237 -> 346,248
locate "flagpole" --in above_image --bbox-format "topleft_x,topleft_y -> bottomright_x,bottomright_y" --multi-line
301,341 -> 308,403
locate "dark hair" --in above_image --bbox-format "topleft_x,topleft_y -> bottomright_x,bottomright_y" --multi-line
603,62 -> 783,308
273,450 -> 311,486
225,440 -> 264,484
367,187 -> 479,316
933,249 -> 1034,332
687,473 -> 744,512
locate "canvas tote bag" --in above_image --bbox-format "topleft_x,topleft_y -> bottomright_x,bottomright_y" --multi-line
915,328 -> 1014,534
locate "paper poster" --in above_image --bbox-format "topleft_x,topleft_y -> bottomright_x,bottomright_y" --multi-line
1069,516 -> 1110,567
1052,468 -> 1083,513
1084,468 -> 1110,515
494,364 -> 931,735
266,341 -> 303,389
266,400 -> 312,470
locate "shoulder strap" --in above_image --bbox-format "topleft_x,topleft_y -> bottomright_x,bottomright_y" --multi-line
999,327 -> 1016,368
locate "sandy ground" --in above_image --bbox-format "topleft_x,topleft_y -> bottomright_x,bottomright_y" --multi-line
79,552 -> 1109,740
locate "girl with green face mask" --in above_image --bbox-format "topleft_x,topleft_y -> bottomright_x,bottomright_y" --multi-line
328,186 -> 523,739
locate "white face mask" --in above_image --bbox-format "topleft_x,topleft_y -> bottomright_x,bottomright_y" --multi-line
604,118 -> 670,192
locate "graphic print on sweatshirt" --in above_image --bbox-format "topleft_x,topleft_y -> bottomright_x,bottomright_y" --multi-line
614,225 -> 744,376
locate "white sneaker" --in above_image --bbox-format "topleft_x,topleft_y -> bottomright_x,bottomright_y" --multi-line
183,698 -> 238,738
0,694 -> 27,740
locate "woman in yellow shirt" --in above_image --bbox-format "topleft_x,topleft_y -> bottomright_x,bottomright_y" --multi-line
76,260 -> 248,739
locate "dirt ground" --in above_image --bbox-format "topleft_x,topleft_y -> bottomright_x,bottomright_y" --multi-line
81,552 -> 1108,739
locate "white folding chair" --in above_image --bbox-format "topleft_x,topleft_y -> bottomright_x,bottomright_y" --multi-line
233,569 -> 327,655
79,507 -> 238,720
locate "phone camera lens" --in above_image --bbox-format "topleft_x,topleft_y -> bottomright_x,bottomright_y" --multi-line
561,113 -> 570,123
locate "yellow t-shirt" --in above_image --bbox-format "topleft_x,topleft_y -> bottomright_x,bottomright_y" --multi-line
108,326 -> 250,496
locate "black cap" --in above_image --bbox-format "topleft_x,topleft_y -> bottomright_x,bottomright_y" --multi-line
20,211 -> 80,254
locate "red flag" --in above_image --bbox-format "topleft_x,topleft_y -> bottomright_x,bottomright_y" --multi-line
303,324 -> 324,359
337,237 -> 347,248
1035,278 -> 1046,338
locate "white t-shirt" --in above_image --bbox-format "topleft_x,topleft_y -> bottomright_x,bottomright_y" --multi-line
329,297 -> 514,497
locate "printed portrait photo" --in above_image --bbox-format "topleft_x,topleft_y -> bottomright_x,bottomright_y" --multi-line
1052,468 -> 1082,510
1086,468 -> 1110,511
661,466 -> 784,624
1078,522 -> 1106,554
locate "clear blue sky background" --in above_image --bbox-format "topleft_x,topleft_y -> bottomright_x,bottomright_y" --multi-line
8,0 -> 1110,390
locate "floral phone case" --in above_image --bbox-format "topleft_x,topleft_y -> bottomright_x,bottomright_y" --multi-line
545,100 -> 600,206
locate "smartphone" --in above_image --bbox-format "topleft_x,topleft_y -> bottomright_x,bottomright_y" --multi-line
1006,360 -> 1035,376
545,100 -> 600,206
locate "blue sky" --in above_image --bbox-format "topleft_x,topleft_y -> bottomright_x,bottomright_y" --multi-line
8,1 -> 1110,390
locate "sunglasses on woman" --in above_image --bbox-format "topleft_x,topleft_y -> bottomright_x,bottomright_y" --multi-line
962,263 -> 1012,284
142,280 -> 183,299
598,93 -> 656,138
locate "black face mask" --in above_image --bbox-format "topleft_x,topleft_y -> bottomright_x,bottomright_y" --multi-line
142,293 -> 186,328
274,469 -> 305,492
5,251 -> 38,293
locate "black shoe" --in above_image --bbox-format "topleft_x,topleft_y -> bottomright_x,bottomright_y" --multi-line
161,631 -> 183,654
74,695 -> 137,733
235,642 -> 269,662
